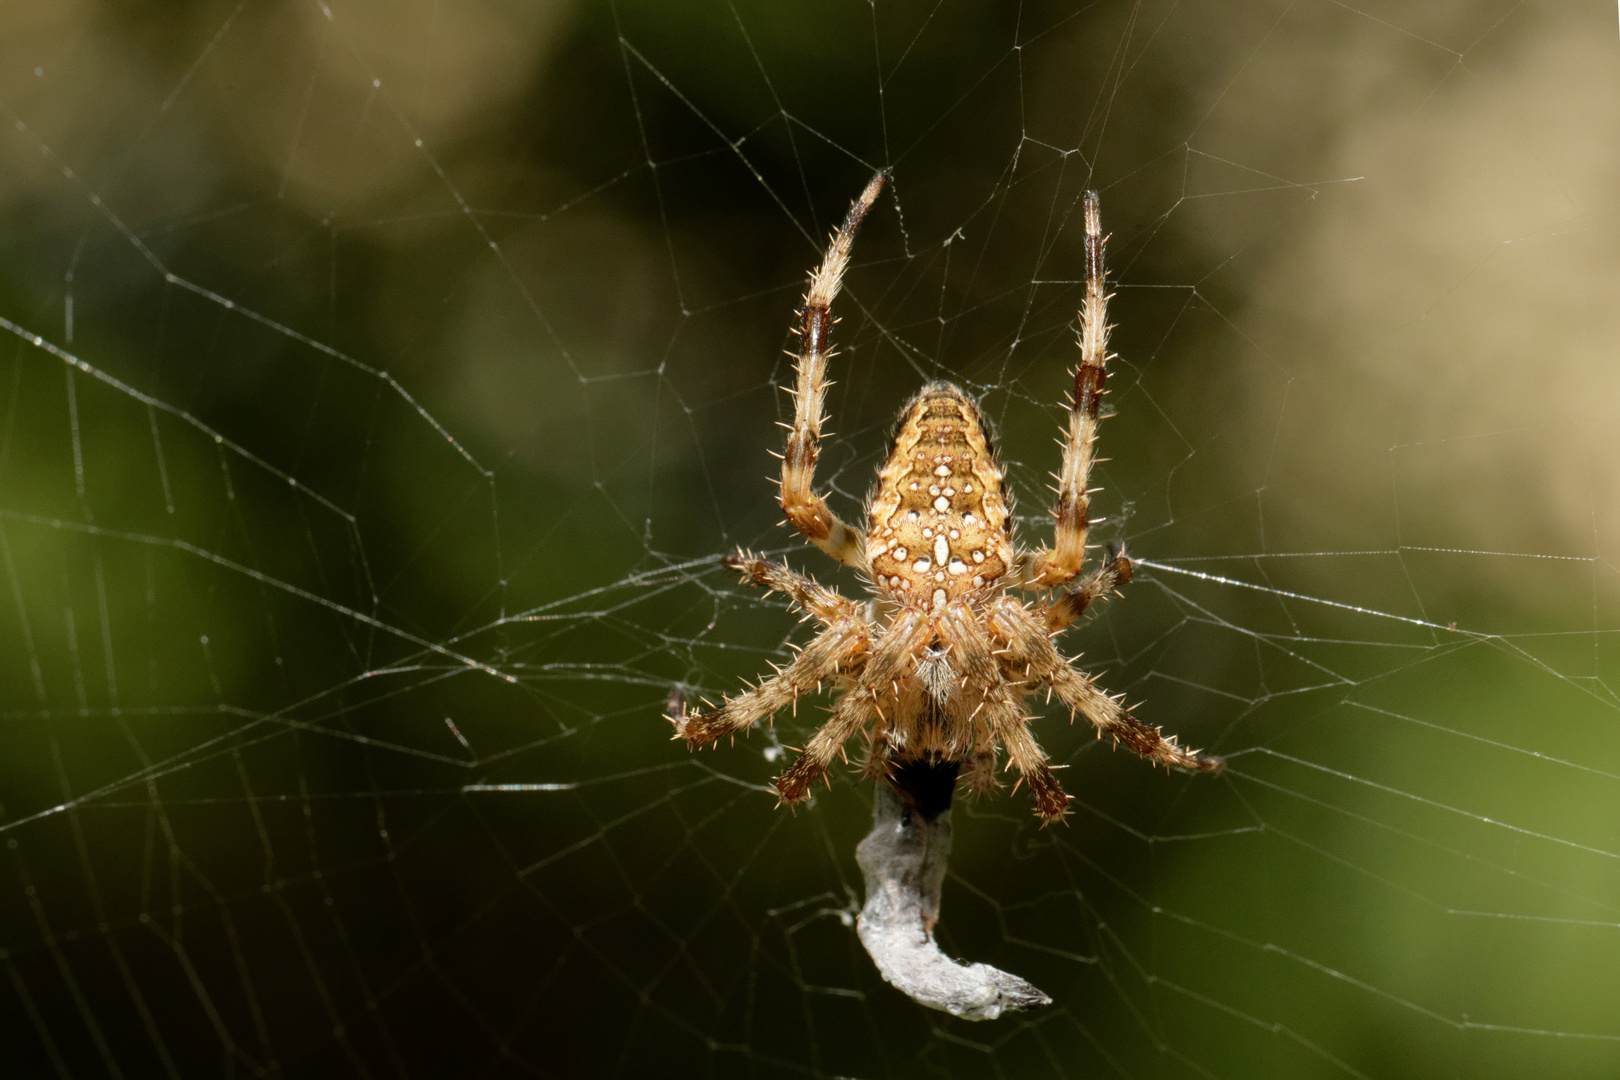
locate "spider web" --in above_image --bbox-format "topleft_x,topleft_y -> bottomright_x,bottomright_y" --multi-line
1,0 -> 1618,1076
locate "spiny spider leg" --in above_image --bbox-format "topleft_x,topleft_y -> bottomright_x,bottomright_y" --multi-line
1046,663 -> 1222,772
780,171 -> 887,571
723,551 -> 864,629
772,691 -> 876,805
774,608 -> 930,803
1038,547 -> 1133,634
937,607 -> 1070,821
1019,190 -> 1113,590
982,683 -> 1071,822
989,598 -> 1222,773
671,618 -> 870,747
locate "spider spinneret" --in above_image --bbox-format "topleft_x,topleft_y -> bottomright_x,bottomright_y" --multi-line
669,172 -> 1221,823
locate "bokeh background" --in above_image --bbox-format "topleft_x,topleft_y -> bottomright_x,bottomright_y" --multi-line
2,1 -> 1618,1076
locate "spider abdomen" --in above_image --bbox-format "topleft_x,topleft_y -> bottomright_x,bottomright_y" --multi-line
865,382 -> 1013,611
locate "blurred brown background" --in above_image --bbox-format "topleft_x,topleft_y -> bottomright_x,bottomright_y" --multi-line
1,1 -> 1617,1076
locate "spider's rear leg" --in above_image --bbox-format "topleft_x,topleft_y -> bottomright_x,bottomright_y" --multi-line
1020,190 -> 1113,591
779,171 -> 886,570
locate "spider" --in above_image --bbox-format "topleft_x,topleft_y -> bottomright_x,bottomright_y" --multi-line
670,172 -> 1221,822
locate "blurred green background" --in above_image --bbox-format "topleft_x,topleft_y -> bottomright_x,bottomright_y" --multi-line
2,0 -> 1618,1076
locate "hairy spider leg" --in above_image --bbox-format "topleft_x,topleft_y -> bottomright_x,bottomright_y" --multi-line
774,608 -> 931,803
780,171 -> 888,571
1038,547 -> 1133,633
722,552 -> 865,629
671,617 -> 870,747
981,682 -> 1071,822
936,603 -> 1070,820
989,598 -> 1222,774
1019,190 -> 1114,590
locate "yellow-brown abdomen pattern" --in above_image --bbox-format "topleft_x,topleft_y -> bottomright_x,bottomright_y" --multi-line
865,382 -> 1013,610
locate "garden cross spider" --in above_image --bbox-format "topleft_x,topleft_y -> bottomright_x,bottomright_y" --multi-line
670,172 -> 1221,822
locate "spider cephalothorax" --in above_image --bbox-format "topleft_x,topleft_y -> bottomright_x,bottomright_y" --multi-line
670,172 -> 1220,822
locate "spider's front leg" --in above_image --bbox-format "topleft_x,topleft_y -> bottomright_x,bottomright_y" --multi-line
774,608 -> 931,804
989,598 -> 1222,774
1018,190 -> 1113,591
779,171 -> 887,572
980,684 -> 1072,822
671,616 -> 870,748
936,605 -> 1072,822
1047,665 -> 1222,773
